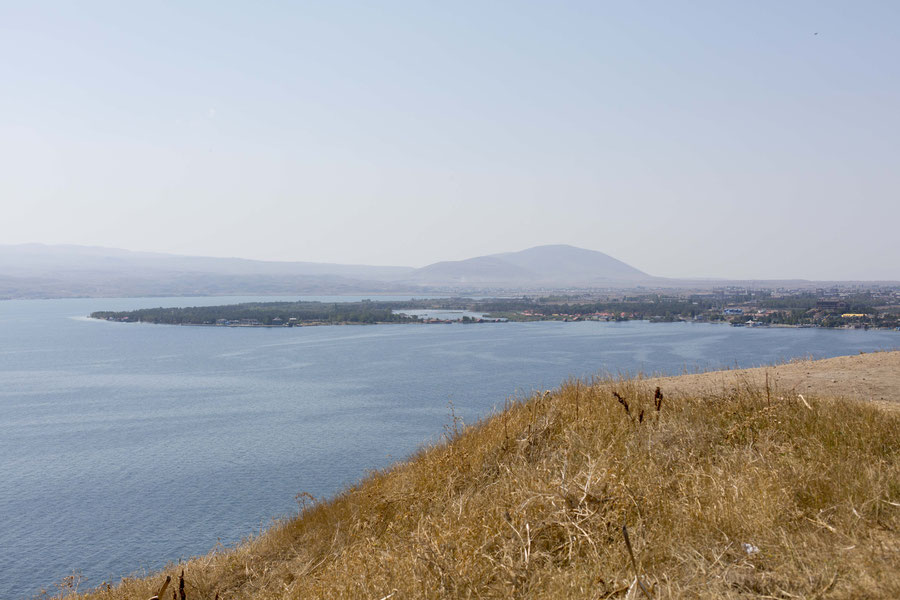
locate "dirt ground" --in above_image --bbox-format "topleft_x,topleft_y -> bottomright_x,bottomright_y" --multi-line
646,350 -> 900,412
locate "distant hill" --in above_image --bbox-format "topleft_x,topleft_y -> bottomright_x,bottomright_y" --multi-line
409,255 -> 537,285
0,244 -> 414,298
0,244 -> 414,280
4,243 -> 877,299
407,245 -> 650,285
0,243 -> 655,298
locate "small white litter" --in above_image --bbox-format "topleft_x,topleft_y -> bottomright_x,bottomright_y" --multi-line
742,542 -> 760,555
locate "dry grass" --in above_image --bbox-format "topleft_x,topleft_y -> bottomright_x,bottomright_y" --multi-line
62,374 -> 899,599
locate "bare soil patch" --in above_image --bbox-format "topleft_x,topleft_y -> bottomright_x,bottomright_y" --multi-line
647,350 -> 900,412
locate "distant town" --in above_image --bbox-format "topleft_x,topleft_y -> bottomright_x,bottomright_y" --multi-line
491,284 -> 900,329
91,285 -> 900,330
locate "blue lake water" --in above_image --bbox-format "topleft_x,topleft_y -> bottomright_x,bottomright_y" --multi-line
1,296 -> 897,599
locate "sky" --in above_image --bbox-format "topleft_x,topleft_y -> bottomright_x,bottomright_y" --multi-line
1,1 -> 898,280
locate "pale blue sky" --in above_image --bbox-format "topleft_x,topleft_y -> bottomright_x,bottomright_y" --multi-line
2,1 -> 898,279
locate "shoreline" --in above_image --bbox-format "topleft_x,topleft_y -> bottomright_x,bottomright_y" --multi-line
87,315 -> 900,331
62,350 -> 900,599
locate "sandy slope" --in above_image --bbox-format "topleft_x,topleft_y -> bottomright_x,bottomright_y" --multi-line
647,350 -> 900,411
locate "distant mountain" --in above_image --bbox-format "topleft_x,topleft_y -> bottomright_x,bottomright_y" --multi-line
407,245 -> 650,285
0,243 -> 655,298
0,244 -> 414,298
0,244 -> 414,280
410,256 -> 537,284
3,243 -> 884,299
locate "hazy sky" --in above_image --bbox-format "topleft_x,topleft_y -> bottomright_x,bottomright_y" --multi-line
2,1 -> 898,279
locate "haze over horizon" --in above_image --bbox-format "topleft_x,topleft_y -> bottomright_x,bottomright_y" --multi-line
2,2 -> 899,280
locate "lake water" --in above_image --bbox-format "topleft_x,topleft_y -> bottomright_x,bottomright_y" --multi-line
1,296 -> 897,599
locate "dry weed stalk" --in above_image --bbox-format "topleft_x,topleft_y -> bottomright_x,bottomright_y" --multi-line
147,575 -> 170,600
613,391 -> 630,415
622,524 -> 652,599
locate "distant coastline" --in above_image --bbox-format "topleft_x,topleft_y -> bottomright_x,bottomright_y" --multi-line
89,292 -> 900,330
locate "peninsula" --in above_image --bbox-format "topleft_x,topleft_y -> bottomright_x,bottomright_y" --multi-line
91,288 -> 900,329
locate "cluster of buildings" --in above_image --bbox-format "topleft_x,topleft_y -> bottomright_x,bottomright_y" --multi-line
213,317 -> 300,327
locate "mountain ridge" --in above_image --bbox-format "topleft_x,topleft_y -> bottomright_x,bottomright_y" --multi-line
0,243 -> 655,298
407,244 -> 649,285
4,243 -> 893,299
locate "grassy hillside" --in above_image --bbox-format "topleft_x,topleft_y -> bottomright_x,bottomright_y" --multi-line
59,364 -> 899,599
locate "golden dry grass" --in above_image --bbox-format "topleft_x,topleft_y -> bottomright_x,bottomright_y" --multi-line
60,372 -> 899,599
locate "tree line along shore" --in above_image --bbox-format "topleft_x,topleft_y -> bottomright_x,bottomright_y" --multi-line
90,290 -> 900,329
